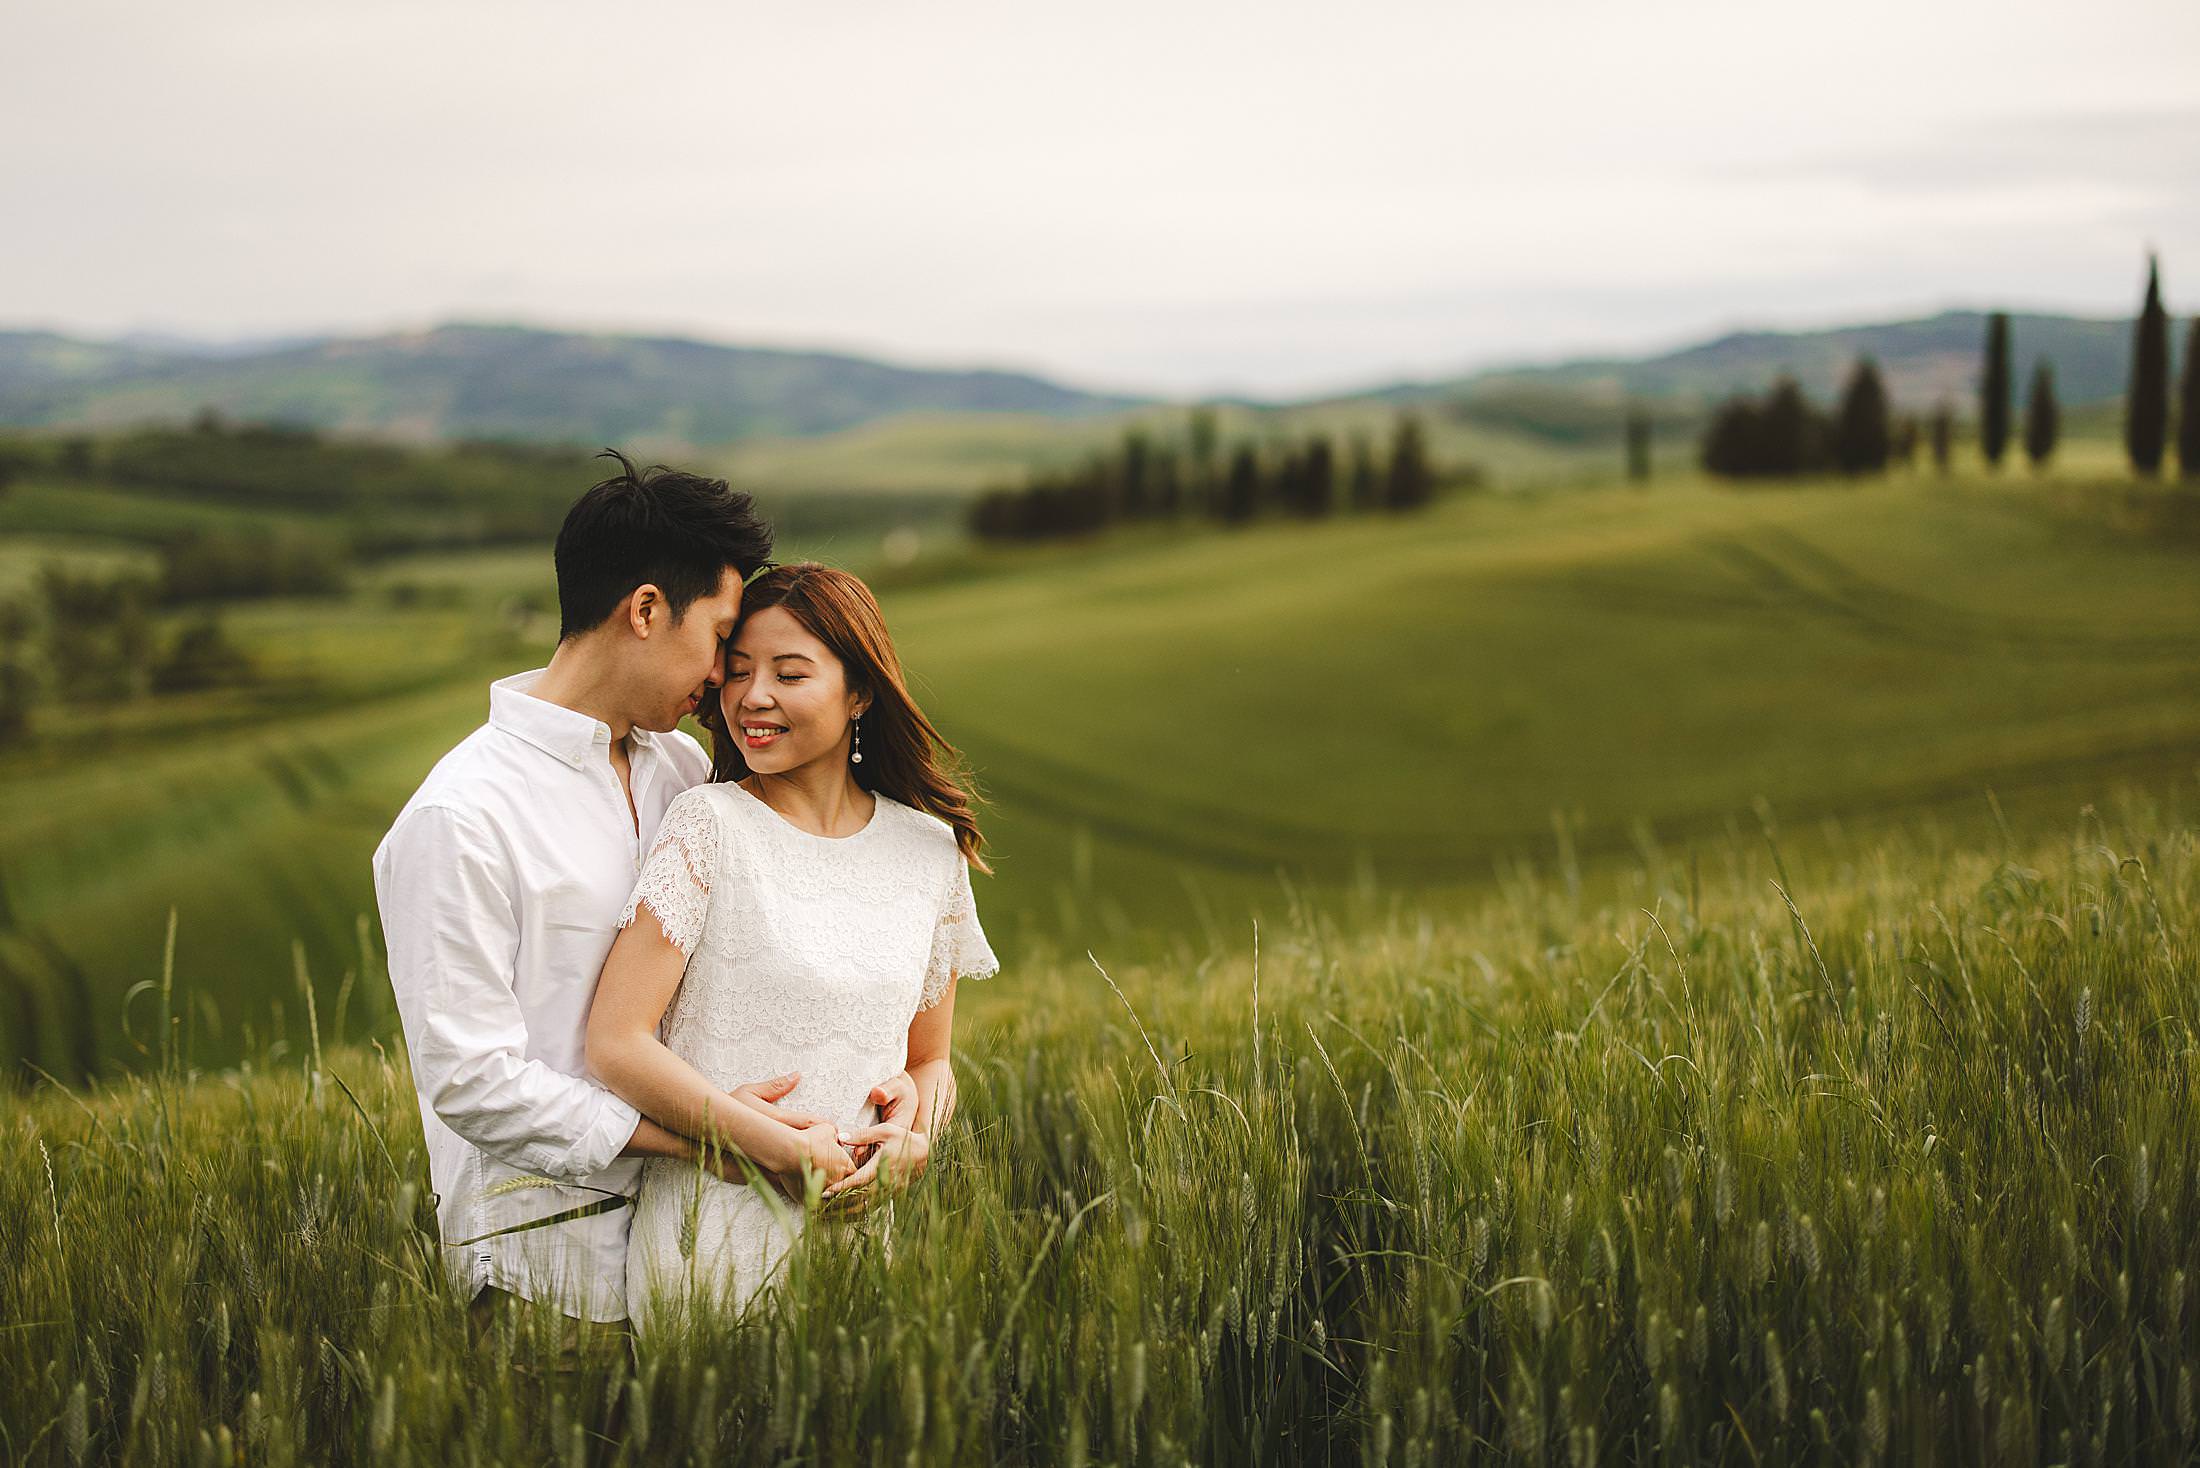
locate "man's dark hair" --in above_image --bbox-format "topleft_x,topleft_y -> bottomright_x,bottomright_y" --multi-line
555,449 -> 775,639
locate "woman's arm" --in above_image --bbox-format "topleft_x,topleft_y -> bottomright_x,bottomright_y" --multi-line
586,907 -> 844,1185
904,978 -> 959,1138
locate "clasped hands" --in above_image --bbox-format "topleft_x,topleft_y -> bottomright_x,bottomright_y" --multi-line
716,1069 -> 929,1213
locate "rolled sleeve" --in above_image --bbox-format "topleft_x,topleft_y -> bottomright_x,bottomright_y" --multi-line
375,805 -> 641,1181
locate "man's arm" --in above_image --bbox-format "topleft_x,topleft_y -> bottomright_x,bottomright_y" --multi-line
375,804 -> 644,1181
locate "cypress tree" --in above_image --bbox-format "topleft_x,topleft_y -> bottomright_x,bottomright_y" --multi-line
1302,435 -> 1336,517
1762,377 -> 1829,475
1981,313 -> 2011,469
2023,361 -> 2059,470
1221,443 -> 1260,523
1929,404 -> 1953,473
1701,397 -> 1767,478
1118,430 -> 1151,519
2178,318 -> 2200,480
1625,408 -> 1651,483
1385,414 -> 1434,509
2126,254 -> 2169,475
1833,358 -> 1892,475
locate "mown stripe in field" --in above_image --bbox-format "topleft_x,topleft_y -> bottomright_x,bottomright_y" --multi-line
968,721 -> 2200,883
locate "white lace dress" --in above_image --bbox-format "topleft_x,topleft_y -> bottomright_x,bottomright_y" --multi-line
616,780 -> 997,1330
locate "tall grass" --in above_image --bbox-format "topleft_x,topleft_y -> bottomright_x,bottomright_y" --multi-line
2,793 -> 2195,1463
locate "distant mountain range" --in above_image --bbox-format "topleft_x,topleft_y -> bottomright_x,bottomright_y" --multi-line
0,323 -> 1145,444
1408,310 -> 2156,419
0,309 -> 2164,448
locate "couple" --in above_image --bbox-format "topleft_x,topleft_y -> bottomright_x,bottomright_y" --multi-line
371,451 -> 996,1337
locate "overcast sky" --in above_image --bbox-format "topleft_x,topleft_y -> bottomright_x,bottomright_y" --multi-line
8,1 -> 2198,397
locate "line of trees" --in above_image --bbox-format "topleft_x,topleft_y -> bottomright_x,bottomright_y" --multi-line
19,420 -> 599,554
1977,257 -> 2200,479
970,410 -> 1451,542
1709,253 -> 2199,483
1975,311 -> 2066,471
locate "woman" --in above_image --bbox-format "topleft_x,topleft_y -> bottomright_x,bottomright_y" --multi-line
585,562 -> 997,1330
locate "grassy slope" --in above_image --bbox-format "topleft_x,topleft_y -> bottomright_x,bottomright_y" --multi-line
896,467 -> 2199,944
2,461 -> 2196,1075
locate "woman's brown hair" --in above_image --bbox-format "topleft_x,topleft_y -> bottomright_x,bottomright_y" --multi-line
697,562 -> 989,872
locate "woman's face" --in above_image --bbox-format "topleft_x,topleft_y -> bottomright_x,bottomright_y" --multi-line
720,605 -> 867,775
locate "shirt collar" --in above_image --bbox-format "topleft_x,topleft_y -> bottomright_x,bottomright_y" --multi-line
489,668 -> 661,770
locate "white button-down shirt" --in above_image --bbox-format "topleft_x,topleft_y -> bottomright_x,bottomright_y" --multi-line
373,668 -> 711,1320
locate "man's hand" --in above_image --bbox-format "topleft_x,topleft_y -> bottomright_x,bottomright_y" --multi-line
821,1121 -> 928,1214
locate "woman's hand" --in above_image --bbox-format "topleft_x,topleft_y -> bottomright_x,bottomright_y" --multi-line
821,1122 -> 928,1213
777,1117 -> 858,1196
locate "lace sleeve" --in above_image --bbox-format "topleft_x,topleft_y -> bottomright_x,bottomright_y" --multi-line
919,857 -> 998,1012
619,789 -> 720,958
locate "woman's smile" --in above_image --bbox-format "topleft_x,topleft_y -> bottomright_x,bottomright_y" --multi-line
741,720 -> 789,749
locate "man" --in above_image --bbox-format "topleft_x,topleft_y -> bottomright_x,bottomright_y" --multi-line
373,450 -> 902,1328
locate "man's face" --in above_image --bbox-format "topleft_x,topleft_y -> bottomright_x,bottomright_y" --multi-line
634,566 -> 744,734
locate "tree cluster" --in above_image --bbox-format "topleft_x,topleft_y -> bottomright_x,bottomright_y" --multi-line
1701,362 -> 1905,480
41,420 -> 597,553
158,528 -> 351,603
970,411 -> 1447,543
0,565 -> 257,746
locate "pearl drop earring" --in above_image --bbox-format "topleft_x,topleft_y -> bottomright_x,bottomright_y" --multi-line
850,715 -> 864,764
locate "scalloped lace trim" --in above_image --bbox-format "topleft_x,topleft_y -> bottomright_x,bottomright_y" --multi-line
618,791 -> 721,957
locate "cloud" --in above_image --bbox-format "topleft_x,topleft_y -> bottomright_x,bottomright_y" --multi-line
4,2 -> 2198,395
1731,108 -> 2200,198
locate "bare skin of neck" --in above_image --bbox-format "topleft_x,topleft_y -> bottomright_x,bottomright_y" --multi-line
530,635 -> 643,833
744,749 -> 875,838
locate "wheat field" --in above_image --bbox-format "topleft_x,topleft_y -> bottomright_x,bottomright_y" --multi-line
4,785 -> 2194,1464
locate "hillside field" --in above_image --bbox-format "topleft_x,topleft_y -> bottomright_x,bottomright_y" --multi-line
1,454 -> 2195,1079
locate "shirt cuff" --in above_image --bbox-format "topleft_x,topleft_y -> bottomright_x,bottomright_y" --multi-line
562,1091 -> 644,1179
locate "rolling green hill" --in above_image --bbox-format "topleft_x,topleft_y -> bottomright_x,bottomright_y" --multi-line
2,460 -> 2194,1079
